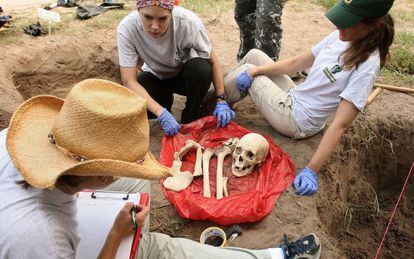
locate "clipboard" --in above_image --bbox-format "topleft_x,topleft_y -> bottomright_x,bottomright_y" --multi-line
75,190 -> 149,259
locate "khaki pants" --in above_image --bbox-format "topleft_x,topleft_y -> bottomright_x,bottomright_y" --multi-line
137,233 -> 276,259
224,49 -> 308,139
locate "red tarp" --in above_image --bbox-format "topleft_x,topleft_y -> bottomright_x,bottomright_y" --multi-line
160,116 -> 295,225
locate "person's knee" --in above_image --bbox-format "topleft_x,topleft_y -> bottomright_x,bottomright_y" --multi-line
224,64 -> 255,105
185,58 -> 212,85
244,49 -> 269,64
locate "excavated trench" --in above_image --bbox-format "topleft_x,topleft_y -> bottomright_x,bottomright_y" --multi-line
318,113 -> 414,258
11,45 -> 121,100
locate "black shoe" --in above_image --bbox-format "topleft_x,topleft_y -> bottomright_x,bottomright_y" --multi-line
280,233 -> 321,259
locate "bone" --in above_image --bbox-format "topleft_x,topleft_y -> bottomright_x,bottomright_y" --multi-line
178,140 -> 198,160
170,152 -> 181,176
193,145 -> 203,177
202,148 -> 214,198
178,140 -> 203,177
163,171 -> 193,191
163,152 -> 193,191
223,176 -> 229,197
214,145 -> 233,200
220,138 -> 239,198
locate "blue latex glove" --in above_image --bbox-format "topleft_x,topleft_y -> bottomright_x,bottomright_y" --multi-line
293,166 -> 318,195
213,101 -> 235,128
157,108 -> 180,136
236,69 -> 254,92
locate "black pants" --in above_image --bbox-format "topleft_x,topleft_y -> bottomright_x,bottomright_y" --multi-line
138,58 -> 212,124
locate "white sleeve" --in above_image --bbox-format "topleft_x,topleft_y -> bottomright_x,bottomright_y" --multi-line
192,27 -> 212,59
117,24 -> 139,68
339,56 -> 380,111
311,30 -> 339,58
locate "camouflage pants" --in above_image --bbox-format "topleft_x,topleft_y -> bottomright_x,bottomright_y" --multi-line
235,0 -> 286,61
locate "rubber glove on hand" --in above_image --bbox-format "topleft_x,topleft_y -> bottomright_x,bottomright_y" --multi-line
236,69 -> 254,92
157,108 -> 180,136
293,166 -> 318,195
213,101 -> 235,128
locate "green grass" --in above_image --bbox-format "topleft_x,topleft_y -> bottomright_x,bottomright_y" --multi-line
180,0 -> 233,15
379,68 -> 414,86
81,9 -> 132,30
385,31 -> 414,75
317,0 -> 337,10
0,0 -> 222,43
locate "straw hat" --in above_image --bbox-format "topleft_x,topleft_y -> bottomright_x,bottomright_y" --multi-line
6,79 -> 171,189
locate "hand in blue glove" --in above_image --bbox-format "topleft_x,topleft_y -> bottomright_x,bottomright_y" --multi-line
213,101 -> 235,128
157,108 -> 180,136
293,166 -> 318,195
236,69 -> 254,92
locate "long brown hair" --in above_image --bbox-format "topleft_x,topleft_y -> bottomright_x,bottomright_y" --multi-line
341,14 -> 395,70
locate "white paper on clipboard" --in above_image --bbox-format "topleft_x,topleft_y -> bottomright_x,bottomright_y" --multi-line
75,191 -> 141,259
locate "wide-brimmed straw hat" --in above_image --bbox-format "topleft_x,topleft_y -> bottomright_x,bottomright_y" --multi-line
6,79 -> 171,189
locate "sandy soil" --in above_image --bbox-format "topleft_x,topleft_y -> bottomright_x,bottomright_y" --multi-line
0,0 -> 413,258
0,0 -> 54,11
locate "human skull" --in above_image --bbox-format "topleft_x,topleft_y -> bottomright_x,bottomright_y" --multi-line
231,133 -> 269,177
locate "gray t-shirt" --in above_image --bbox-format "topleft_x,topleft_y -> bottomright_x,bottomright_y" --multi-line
0,129 -> 79,259
117,6 -> 212,79
290,30 -> 380,135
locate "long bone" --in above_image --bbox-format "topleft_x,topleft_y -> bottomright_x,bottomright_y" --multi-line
223,177 -> 229,197
214,138 -> 239,199
164,140 -> 203,192
178,140 -> 198,159
214,146 -> 232,199
178,139 -> 203,177
202,148 -> 214,198
163,153 -> 193,191
193,145 -> 203,177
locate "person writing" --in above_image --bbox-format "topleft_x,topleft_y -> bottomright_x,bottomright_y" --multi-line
224,0 -> 395,195
117,0 -> 235,136
0,79 -> 321,259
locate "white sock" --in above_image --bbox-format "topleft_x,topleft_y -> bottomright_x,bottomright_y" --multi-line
267,247 -> 285,259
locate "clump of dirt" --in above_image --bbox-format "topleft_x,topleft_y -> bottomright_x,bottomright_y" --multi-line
317,91 -> 414,258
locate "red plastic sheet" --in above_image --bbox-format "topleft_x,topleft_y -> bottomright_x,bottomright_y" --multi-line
160,116 -> 295,225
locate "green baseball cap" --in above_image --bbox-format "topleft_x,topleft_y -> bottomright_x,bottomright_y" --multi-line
325,0 -> 394,28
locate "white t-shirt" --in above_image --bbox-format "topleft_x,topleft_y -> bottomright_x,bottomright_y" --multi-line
117,6 -> 212,79
0,129 -> 79,259
290,30 -> 380,135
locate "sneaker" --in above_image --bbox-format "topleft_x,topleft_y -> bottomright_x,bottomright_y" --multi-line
280,233 -> 321,259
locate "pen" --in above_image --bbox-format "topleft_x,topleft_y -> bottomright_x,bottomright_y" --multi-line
131,205 -> 137,232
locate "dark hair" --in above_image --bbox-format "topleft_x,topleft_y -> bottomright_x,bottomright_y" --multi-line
341,14 -> 394,70
16,175 -> 89,190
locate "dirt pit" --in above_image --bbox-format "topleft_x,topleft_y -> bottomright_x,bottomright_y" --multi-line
318,108 -> 414,258
12,44 -> 121,99
0,3 -> 413,258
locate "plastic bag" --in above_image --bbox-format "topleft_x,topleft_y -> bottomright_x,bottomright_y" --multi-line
160,116 -> 295,225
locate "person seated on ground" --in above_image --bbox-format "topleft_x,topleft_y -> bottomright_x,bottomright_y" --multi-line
0,79 -> 321,259
223,0 -> 395,196
117,0 -> 235,136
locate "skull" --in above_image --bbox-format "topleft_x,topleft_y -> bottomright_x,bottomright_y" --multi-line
231,133 -> 269,177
